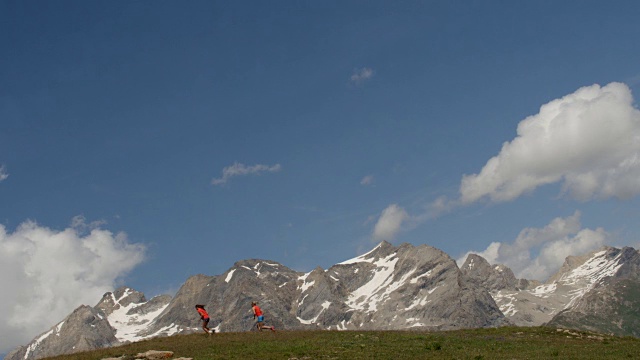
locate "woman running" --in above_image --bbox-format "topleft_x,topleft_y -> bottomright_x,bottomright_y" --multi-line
195,304 -> 213,334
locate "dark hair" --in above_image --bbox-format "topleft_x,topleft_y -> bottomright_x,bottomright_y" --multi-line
251,302 -> 257,306
195,304 -> 205,309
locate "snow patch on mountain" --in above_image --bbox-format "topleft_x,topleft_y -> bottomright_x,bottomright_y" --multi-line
410,270 -> 432,284
493,291 -> 518,316
107,299 -> 169,342
144,323 -> 181,339
297,303 -> 327,325
339,243 -> 383,265
347,253 -> 398,312
23,328 -> 54,360
406,294 -> 430,310
225,269 -> 236,283
298,273 -> 315,293
530,283 -> 557,297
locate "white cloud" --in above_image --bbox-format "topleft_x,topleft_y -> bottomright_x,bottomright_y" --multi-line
458,242 -> 502,266
0,218 -> 145,353
0,165 -> 8,182
211,162 -> 282,186
369,83 -> 640,246
360,175 -> 374,186
460,82 -> 640,204
370,197 -> 457,243
372,204 -> 409,242
350,67 -> 374,85
424,196 -> 458,219
457,211 -> 608,281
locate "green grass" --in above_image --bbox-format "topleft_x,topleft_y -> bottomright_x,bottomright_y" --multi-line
45,327 -> 640,360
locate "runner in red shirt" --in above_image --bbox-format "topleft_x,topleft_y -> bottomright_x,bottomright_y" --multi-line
252,302 -> 276,332
195,304 -> 213,334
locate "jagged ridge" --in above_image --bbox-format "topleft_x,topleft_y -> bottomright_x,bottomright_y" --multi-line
8,242 -> 640,360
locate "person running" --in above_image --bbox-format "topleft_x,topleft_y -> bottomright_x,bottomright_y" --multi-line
252,302 -> 276,332
195,304 -> 213,334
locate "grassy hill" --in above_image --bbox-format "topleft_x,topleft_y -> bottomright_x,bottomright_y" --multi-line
45,327 -> 640,360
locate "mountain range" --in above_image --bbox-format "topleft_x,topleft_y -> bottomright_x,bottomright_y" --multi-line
6,241 -> 640,360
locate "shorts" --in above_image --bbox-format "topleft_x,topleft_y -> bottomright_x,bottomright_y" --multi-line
257,315 -> 264,322
203,318 -> 210,325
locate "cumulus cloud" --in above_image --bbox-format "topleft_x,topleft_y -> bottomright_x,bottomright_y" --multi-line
372,204 -> 410,242
457,211 -> 608,281
369,83 -> 640,246
360,175 -> 374,186
0,165 -> 8,182
350,67 -> 374,85
460,82 -> 640,204
0,218 -> 145,353
211,162 -> 282,186
370,198 -> 457,244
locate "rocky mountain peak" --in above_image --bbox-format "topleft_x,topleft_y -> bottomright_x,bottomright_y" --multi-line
612,247 -> 640,279
346,241 -> 396,263
461,254 -> 519,292
460,254 -> 491,272
546,246 -> 626,286
329,242 -> 505,329
96,287 -> 146,316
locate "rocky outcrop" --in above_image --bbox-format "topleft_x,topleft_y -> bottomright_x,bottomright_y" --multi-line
135,350 -> 174,359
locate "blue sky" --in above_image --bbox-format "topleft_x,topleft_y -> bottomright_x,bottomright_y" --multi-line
2,0 -> 640,352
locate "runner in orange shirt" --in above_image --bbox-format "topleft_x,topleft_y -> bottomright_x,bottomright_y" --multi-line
195,304 -> 213,334
252,302 -> 276,332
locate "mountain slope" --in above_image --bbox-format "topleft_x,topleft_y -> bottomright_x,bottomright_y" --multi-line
462,246 -> 640,330
5,306 -> 118,360
326,242 -> 505,330
546,247 -> 640,336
